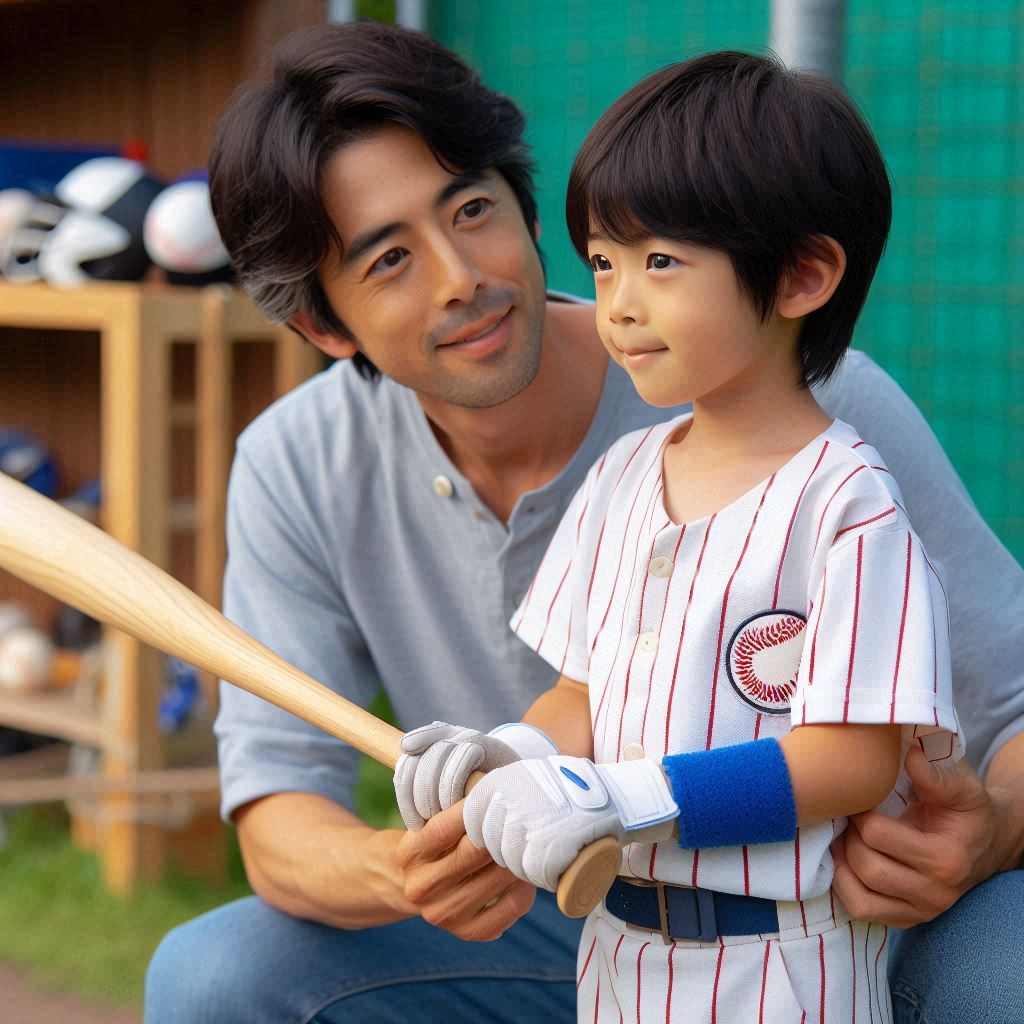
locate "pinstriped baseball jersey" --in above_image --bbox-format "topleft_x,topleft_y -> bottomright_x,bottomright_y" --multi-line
512,414 -> 962,904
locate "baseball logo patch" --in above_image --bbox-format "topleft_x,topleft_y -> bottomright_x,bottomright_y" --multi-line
726,610 -> 807,714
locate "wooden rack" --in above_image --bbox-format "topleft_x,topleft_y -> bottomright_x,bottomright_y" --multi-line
0,280 -> 322,893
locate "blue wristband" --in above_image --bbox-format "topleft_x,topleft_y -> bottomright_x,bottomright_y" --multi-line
662,738 -> 797,849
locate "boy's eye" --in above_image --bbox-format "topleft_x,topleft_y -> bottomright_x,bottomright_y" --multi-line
647,253 -> 677,271
589,254 -> 612,272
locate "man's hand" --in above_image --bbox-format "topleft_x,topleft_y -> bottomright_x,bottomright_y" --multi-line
396,802 -> 536,942
831,746 -> 1016,927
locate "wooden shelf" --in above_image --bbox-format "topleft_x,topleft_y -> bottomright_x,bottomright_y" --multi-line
0,690 -> 113,752
0,280 -> 322,893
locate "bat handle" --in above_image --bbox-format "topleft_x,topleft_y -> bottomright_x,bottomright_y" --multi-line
464,769 -> 621,918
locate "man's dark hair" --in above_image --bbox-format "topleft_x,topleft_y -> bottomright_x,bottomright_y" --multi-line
209,20 -> 538,379
566,51 -> 892,387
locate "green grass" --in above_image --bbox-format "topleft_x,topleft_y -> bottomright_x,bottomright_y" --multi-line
0,703 -> 402,1007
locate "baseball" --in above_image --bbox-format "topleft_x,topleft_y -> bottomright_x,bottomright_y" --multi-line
0,626 -> 55,692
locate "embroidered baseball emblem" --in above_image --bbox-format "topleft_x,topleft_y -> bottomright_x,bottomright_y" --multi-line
726,610 -> 807,714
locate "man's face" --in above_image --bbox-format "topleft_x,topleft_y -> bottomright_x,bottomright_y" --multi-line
316,125 -> 547,408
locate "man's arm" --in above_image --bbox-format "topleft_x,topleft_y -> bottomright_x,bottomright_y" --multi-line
833,733 -> 1024,927
818,350 -> 1024,922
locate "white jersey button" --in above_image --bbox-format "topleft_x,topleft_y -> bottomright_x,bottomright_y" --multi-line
432,475 -> 454,498
638,631 -> 658,653
648,555 -> 672,578
622,742 -> 646,761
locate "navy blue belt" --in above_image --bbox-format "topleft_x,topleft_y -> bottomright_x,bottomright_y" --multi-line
606,878 -> 779,943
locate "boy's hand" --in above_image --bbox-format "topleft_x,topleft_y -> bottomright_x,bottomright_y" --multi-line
394,721 -> 557,830
463,755 -> 678,890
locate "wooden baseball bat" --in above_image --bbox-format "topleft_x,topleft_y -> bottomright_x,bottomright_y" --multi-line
0,472 -> 620,917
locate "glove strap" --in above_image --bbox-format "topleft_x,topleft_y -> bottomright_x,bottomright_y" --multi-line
542,755 -> 678,831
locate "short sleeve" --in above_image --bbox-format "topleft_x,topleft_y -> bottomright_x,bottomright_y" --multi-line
215,445 -> 381,821
793,517 -> 963,763
511,465 -> 599,684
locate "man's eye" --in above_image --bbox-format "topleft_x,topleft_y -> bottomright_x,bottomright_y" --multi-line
459,198 -> 491,221
371,248 -> 406,274
589,254 -> 612,272
647,253 -> 677,271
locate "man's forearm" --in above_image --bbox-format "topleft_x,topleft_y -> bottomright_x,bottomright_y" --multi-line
235,792 -> 418,929
984,731 -> 1024,872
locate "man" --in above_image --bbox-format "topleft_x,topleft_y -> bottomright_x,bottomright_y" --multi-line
145,21 -> 1024,1024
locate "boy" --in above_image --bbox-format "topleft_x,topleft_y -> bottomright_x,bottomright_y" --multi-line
395,52 -> 961,1021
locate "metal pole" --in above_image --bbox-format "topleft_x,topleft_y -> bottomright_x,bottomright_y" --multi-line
769,0 -> 847,79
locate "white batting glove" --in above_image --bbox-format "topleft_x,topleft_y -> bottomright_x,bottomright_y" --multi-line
394,721 -> 558,831
463,755 -> 679,891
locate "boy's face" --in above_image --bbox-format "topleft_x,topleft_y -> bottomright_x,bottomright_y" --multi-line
313,124 -> 547,409
587,234 -> 776,408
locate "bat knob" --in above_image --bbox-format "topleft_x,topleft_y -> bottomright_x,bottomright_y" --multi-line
555,835 -> 622,918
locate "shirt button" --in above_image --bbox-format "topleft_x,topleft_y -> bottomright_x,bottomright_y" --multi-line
433,475 -> 454,498
638,631 -> 658,653
648,555 -> 672,578
622,742 -> 646,761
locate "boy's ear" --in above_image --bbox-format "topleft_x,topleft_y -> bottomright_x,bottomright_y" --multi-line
288,310 -> 359,360
777,236 -> 846,320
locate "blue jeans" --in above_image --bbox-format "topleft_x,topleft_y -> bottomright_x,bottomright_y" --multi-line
144,888 -> 581,1023
889,869 -> 1024,1024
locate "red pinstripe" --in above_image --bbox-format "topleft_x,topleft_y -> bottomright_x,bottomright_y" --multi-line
664,515 -> 716,756
743,846 -> 750,896
706,476 -> 777,751
874,926 -> 889,1024
833,506 -> 896,542
818,932 -> 827,1024
711,945 -> 725,1024
635,941 -> 650,1023
889,533 -> 913,723
613,934 -> 624,975
850,921 -> 857,1024
578,935 -> 597,990
795,832 -> 803,903
758,940 -> 771,1023
814,465 -> 869,551
665,942 -> 676,1024
864,923 -> 874,1023
773,441 -> 830,608
594,974 -> 601,1024
843,537 -> 865,723
615,528 -> 660,759
534,561 -> 572,654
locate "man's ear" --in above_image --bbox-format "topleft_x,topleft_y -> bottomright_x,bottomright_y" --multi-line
288,310 -> 359,360
533,218 -> 542,244
777,236 -> 846,320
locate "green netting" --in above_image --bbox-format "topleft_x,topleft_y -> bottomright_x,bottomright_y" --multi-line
432,1 -> 1022,561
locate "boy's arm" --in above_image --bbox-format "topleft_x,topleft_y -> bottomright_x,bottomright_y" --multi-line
780,723 -> 902,825
521,675 -> 594,758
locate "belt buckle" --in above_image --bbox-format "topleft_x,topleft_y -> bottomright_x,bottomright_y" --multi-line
656,882 -> 719,945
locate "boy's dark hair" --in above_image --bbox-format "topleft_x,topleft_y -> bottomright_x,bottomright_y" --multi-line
209,20 -> 537,379
566,51 -> 892,387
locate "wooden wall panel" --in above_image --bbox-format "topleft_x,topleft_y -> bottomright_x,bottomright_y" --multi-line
0,0 -> 326,180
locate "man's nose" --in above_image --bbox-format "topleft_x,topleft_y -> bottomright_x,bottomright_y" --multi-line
431,236 -> 482,307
